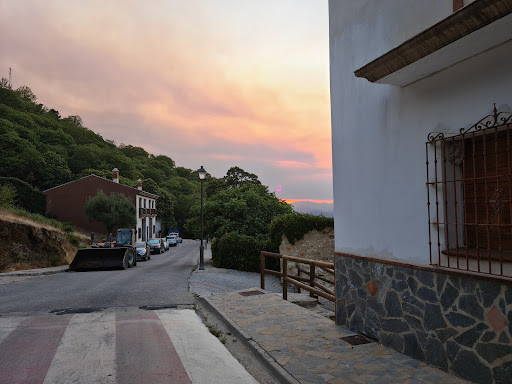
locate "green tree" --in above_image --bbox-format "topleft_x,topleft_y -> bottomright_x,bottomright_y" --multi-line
15,85 -> 37,102
224,166 -> 261,188
85,190 -> 136,234
185,182 -> 291,239
0,78 -> 11,90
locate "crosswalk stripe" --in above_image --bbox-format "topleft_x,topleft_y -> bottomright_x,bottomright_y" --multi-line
0,315 -> 72,384
43,311 -> 116,384
157,310 -> 258,384
115,309 -> 192,384
0,317 -> 25,344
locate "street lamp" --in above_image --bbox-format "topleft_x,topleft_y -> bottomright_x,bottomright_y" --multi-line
198,166 -> 207,270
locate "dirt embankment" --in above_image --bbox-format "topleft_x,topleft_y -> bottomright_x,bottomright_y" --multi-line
0,211 -> 89,272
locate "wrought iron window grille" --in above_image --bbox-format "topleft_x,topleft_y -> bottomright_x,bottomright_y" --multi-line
426,104 -> 512,277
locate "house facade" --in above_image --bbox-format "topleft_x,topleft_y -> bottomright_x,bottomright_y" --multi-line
329,0 -> 512,382
44,169 -> 159,241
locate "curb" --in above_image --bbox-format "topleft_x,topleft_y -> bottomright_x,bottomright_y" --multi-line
0,266 -> 70,277
198,296 -> 300,384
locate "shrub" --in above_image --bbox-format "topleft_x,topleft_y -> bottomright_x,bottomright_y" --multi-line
0,184 -> 16,208
60,222 -> 74,233
211,232 -> 266,272
66,234 -> 80,247
0,177 -> 46,214
268,212 -> 334,251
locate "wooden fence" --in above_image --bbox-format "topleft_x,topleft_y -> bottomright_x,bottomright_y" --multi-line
260,251 -> 335,302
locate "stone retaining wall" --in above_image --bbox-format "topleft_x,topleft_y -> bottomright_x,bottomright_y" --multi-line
335,253 -> 512,384
279,228 -> 334,280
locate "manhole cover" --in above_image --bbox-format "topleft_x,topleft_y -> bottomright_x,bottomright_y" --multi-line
239,291 -> 265,296
341,334 -> 375,346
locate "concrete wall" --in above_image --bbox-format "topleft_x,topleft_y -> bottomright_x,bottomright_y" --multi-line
329,0 -> 512,266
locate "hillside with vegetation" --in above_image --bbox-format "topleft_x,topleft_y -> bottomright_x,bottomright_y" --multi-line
0,80 -> 332,273
0,82 -> 202,235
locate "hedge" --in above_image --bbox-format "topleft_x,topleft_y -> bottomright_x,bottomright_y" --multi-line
211,232 -> 266,272
0,177 -> 46,215
268,212 -> 334,251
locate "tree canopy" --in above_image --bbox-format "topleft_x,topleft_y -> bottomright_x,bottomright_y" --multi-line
0,85 -> 293,240
185,168 -> 292,239
85,190 -> 136,235
0,85 -> 202,235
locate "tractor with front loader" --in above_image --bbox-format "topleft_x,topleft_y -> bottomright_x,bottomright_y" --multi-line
69,228 -> 137,271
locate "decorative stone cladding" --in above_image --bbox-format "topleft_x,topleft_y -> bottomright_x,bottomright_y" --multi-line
335,254 -> 512,384
280,228 -> 334,285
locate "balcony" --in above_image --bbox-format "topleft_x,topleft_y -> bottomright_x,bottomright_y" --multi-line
139,208 -> 157,218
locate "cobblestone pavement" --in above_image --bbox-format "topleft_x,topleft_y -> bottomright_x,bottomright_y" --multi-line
206,288 -> 470,384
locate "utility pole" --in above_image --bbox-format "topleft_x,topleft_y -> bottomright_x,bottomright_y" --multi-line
9,67 -> 12,88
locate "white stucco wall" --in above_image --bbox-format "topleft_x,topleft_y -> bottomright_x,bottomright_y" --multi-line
329,0 -> 512,266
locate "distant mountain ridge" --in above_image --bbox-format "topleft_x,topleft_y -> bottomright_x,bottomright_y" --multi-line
291,201 -> 333,217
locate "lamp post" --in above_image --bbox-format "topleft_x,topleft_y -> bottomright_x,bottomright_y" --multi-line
198,166 -> 207,270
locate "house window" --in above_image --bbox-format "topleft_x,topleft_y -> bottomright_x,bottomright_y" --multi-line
138,228 -> 141,239
139,198 -> 142,208
144,199 -> 146,208
153,225 -> 155,234
426,106 -> 512,277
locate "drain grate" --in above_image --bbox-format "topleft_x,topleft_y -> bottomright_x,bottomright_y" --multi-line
341,334 -> 375,346
238,290 -> 265,296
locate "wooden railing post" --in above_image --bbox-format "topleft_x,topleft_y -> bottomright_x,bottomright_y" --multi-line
260,252 -> 265,290
309,264 -> 315,298
283,258 -> 288,301
297,266 -> 301,293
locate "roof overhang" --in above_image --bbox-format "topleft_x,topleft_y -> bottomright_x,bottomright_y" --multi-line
354,0 -> 512,86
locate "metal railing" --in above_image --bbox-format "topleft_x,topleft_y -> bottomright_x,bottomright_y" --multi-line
138,208 -> 157,217
260,251 -> 335,302
426,105 -> 512,277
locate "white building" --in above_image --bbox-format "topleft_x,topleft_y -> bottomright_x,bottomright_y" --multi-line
329,1 -> 512,381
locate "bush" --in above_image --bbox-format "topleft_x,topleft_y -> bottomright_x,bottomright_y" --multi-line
0,177 -> 46,214
211,232 -> 266,272
0,184 -> 16,208
268,212 -> 334,251
66,234 -> 80,247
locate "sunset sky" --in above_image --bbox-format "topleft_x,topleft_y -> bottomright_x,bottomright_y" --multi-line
0,0 -> 332,203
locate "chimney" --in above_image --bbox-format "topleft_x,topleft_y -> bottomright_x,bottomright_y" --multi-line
112,168 -> 119,183
137,179 -> 142,190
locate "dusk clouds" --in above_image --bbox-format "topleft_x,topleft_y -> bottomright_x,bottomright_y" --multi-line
0,0 -> 332,201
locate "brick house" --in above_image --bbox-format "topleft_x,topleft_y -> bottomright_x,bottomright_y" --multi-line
44,168 -> 159,241
329,0 -> 512,382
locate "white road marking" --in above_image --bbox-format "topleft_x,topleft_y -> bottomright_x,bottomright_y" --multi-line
43,311 -> 116,384
157,309 -> 258,384
0,316 -> 25,344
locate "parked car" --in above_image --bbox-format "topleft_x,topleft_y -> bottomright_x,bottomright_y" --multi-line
135,242 -> 151,261
147,238 -> 164,254
166,235 -> 177,247
177,236 -> 183,243
161,237 -> 170,251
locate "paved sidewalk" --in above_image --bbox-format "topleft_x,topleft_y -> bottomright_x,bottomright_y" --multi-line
191,249 -> 469,384
202,288 -> 470,384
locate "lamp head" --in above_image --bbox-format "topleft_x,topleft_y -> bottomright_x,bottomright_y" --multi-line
198,166 -> 207,180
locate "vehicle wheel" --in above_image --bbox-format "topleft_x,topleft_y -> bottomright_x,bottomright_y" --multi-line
126,248 -> 136,268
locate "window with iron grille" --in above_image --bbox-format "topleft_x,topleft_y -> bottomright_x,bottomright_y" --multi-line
426,105 -> 512,277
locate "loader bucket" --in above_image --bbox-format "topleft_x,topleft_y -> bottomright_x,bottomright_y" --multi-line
69,247 -> 133,271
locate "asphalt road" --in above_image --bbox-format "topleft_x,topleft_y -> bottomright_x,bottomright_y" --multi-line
0,239 -> 200,314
